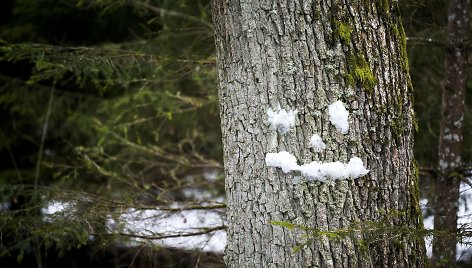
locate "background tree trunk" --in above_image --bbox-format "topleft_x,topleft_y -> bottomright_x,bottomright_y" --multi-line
212,1 -> 426,267
432,0 -> 470,266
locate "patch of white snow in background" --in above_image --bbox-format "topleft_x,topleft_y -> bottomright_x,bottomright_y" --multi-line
265,151 -> 299,173
41,201 -> 74,223
421,198 -> 434,258
0,202 -> 10,211
182,188 -> 213,201
42,201 -> 68,215
421,182 -> 472,260
457,182 -> 472,261
203,169 -> 218,182
119,204 -> 226,252
310,134 -> 326,152
267,108 -> 297,133
328,101 -> 349,134
41,201 -> 70,219
42,197 -> 226,253
265,151 -> 368,180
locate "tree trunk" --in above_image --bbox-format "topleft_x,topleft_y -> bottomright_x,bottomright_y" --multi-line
211,1 -> 426,267
432,0 -> 470,266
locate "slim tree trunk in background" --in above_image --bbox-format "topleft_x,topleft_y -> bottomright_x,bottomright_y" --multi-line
433,0 -> 470,266
212,1 -> 425,267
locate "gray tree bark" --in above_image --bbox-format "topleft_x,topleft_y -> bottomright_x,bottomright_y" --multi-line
432,0 -> 470,266
211,1 -> 426,267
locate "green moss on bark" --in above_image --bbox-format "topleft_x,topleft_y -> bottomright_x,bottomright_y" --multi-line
375,0 -> 390,18
334,20 -> 353,43
391,118 -> 404,142
394,23 -> 409,74
344,53 -> 377,94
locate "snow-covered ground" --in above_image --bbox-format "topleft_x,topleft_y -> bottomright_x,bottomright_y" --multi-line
42,200 -> 226,252
421,181 -> 472,261
115,204 -> 226,252
457,182 -> 472,260
40,181 -> 472,259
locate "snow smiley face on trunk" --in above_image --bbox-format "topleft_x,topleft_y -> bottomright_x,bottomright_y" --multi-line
265,101 -> 368,182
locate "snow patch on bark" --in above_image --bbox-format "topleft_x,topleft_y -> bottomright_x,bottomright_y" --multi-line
265,151 -> 299,173
328,101 -> 349,134
267,108 -> 297,133
265,151 -> 369,181
309,134 -> 326,152
266,100 -> 370,181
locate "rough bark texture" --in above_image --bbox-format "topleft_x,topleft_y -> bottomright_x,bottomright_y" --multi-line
211,1 -> 425,267
432,0 -> 470,266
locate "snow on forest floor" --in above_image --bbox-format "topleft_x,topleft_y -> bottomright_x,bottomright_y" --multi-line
42,182 -> 472,259
42,200 -> 227,252
115,202 -> 226,252
421,181 -> 472,261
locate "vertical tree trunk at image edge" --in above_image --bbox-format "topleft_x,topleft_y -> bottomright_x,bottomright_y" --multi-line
433,0 -> 470,266
211,1 -> 426,267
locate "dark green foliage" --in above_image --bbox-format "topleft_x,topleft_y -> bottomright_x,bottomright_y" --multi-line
400,1 -> 446,167
0,0 -> 223,265
0,0 -> 153,45
1,0 -> 470,266
401,1 -> 472,265
270,211 -> 429,263
400,0 -> 472,167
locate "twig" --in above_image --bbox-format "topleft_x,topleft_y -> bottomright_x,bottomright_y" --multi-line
406,36 -> 445,47
115,226 -> 226,240
34,84 -> 55,190
136,2 -> 214,30
0,130 -> 23,183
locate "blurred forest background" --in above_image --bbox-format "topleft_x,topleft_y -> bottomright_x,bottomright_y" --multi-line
0,0 -> 471,267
